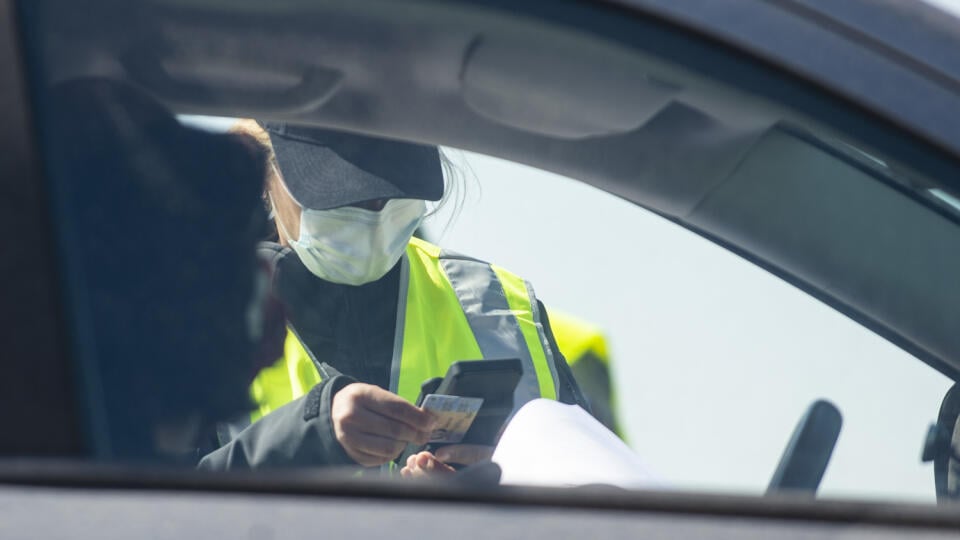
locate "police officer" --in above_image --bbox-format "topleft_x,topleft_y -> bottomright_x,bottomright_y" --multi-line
199,121 -> 586,473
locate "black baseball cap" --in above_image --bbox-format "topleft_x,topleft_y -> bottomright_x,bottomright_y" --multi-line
260,121 -> 444,210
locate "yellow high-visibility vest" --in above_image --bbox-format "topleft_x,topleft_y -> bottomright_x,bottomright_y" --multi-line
248,237 -> 559,422
548,312 -> 610,369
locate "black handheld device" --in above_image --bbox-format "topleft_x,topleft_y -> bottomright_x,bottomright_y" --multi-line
397,358 -> 522,466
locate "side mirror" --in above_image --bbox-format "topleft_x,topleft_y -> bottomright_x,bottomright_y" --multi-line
767,399 -> 843,496
921,383 -> 960,502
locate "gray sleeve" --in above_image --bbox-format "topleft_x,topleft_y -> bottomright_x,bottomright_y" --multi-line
198,375 -> 357,471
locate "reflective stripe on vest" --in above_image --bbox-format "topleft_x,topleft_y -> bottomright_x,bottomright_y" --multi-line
248,237 -> 557,423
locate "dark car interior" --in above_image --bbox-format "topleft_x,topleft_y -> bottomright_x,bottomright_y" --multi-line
3,0 -> 960,535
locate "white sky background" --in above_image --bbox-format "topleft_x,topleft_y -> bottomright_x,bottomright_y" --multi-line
924,0 -> 960,17
183,0 -> 960,503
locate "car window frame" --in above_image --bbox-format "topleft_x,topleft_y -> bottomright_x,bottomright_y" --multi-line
3,0 -> 960,534
0,0 -> 84,458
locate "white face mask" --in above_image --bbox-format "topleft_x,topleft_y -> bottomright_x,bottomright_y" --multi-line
278,198 -> 426,285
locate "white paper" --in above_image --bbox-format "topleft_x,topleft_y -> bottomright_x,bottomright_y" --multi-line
492,399 -> 660,489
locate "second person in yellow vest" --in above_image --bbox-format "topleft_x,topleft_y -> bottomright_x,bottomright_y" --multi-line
199,121 -> 588,474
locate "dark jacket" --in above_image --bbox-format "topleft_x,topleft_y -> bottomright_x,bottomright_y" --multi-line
199,244 -> 587,470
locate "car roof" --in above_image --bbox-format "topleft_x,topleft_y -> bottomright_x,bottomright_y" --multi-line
616,0 -> 960,158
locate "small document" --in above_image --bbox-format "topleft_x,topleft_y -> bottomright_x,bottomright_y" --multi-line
421,394 -> 484,443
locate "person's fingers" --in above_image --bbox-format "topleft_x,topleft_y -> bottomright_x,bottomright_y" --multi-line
333,384 -> 409,465
339,430 -> 406,461
343,407 -> 426,444
400,452 -> 457,480
401,453 -> 430,479
414,452 -> 433,469
401,464 -> 426,479
360,386 -> 436,432
335,384 -> 434,443
421,452 -> 456,475
333,383 -> 431,455
435,444 -> 494,465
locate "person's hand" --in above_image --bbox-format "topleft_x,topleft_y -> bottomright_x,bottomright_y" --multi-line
400,444 -> 495,480
401,451 -> 456,479
331,383 -> 435,467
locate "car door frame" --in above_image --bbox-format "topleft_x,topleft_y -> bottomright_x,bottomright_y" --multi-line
2,0 -> 960,537
0,0 -> 84,458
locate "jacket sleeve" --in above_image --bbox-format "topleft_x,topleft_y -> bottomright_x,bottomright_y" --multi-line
537,300 -> 591,411
197,374 -> 357,471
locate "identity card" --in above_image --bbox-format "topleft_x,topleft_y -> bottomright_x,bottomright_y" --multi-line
421,394 -> 484,444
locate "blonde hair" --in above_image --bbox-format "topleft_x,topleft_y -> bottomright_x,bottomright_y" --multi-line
230,119 -> 274,160
229,119 -> 284,206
